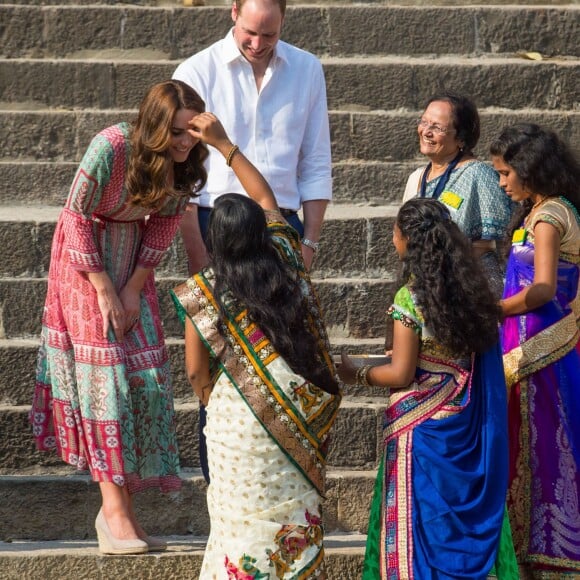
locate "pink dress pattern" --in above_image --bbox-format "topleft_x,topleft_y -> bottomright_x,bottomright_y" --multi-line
30,123 -> 184,493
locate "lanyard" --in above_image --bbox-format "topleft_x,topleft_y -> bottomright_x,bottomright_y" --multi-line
419,151 -> 463,200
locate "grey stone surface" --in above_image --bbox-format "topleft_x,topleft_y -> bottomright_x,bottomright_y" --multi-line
327,6 -> 476,56
0,279 -> 46,338
476,7 -> 580,56
325,471 -> 378,534
45,7 -> 175,59
2,59 -> 579,111
0,535 -> 364,580
0,337 -> 387,406
2,400 -> 387,471
2,6 -> 578,59
0,342 -> 38,405
0,473 -> 373,540
324,59 -> 580,112
1,110 -> 578,166
0,0 -> 577,561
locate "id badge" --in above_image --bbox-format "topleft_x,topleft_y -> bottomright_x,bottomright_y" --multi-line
440,190 -> 463,210
512,228 -> 527,245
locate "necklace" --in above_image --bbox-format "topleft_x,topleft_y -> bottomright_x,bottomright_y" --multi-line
523,196 -> 550,228
531,196 -> 548,209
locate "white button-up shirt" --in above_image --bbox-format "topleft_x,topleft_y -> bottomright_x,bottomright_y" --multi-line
173,30 -> 332,210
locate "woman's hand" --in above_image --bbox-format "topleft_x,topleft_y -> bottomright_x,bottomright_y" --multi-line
95,286 -> 125,343
119,284 -> 141,334
188,112 -> 232,156
87,272 -> 125,342
191,112 -> 278,211
338,351 -> 357,385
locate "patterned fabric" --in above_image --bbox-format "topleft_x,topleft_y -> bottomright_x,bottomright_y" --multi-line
171,210 -> 341,578
404,161 -> 516,298
363,286 -> 510,579
30,123 -> 184,493
501,197 -> 580,576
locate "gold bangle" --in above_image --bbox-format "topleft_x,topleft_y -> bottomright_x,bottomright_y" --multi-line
225,144 -> 239,167
356,365 -> 372,387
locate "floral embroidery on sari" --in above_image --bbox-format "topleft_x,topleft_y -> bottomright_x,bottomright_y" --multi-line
225,510 -> 324,579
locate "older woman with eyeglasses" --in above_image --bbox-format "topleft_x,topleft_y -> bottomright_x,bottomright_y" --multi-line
404,92 -> 515,298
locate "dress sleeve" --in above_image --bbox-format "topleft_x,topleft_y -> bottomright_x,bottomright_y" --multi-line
60,131 -> 118,272
463,163 -> 515,241
530,200 -> 567,239
387,286 -> 423,335
138,196 -> 187,269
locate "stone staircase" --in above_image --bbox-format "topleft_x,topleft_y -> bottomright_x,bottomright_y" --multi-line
0,1 -> 578,578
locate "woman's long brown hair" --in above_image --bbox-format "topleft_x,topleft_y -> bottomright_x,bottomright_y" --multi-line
126,80 -> 208,209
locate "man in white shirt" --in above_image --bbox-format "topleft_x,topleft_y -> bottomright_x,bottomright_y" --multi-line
173,0 -> 331,274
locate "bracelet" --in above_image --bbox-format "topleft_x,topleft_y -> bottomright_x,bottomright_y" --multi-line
225,144 -> 239,167
356,365 -> 373,387
301,238 -> 319,252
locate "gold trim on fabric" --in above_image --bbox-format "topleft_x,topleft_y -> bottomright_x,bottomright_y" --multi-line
397,432 -> 413,579
503,312 -> 579,388
175,272 -> 340,495
384,354 -> 470,441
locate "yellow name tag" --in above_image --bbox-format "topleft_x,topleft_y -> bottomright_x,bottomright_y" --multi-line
512,228 -> 527,245
440,190 -> 463,210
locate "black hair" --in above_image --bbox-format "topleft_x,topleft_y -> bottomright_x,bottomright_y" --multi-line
206,194 -> 338,395
396,198 -> 500,354
424,92 -> 480,155
490,123 -> 580,218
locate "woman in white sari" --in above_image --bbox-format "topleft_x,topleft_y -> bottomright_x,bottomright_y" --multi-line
171,113 -> 341,578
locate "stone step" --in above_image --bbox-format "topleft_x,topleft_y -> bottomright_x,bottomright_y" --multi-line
0,159 -> 419,207
0,276 -> 396,341
0,472 -> 376,539
0,203 -> 400,342
0,337 -> 388,407
3,397 -> 386,471
1,56 -> 578,112
0,534 -> 366,579
0,203 -> 399,276
1,0 -> 573,6
2,109 -> 578,167
3,4 -> 578,60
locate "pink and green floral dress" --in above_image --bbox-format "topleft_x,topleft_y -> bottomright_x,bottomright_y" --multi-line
30,123 -> 184,493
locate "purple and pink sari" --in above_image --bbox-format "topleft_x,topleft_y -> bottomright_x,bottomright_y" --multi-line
501,197 -> 580,577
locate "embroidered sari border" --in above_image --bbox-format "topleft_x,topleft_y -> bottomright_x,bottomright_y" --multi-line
503,311 -> 579,388
195,274 -> 321,455
193,271 -> 339,460
384,354 -> 470,442
173,272 -> 334,495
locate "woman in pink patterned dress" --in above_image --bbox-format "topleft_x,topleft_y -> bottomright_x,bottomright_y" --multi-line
30,80 -> 208,554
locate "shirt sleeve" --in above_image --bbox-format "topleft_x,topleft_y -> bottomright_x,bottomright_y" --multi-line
61,132 -> 117,272
296,61 -> 332,203
387,285 -> 423,335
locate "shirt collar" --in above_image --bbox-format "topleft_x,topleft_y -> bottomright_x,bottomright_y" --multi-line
221,28 -> 288,67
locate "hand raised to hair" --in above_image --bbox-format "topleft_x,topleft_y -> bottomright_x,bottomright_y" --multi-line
188,112 -> 231,153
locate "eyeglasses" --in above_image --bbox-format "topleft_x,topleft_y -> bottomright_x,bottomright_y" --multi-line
417,118 -> 452,136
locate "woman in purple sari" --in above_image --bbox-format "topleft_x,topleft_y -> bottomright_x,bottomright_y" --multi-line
491,124 -> 580,578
